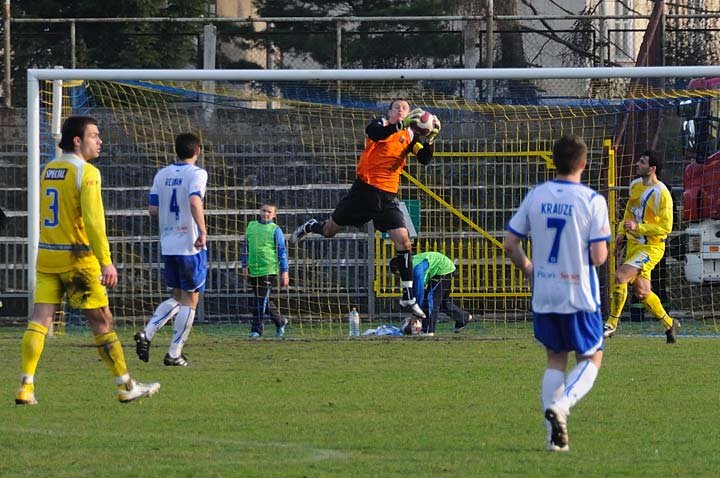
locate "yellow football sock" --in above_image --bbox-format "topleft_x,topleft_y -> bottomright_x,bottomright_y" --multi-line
607,283 -> 628,328
643,291 -> 673,329
21,321 -> 49,379
93,332 -> 129,379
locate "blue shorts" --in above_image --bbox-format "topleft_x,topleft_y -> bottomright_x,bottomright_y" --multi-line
533,309 -> 604,356
163,250 -> 207,293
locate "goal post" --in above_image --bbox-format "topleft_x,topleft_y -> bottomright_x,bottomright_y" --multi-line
26,66 -> 720,337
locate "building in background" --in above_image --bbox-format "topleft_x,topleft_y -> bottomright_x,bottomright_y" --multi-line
214,0 -> 273,68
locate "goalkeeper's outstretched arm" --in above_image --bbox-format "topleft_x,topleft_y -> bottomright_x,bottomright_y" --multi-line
365,118 -> 399,141
414,114 -> 440,164
365,108 -> 424,141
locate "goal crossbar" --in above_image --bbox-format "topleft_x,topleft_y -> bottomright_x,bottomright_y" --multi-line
27,65 -> 720,82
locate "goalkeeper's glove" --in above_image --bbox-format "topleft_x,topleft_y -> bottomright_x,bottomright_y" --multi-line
400,108 -> 424,129
424,116 -> 442,144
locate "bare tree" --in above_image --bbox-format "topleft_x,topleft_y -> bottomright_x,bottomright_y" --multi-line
495,0 -> 528,68
665,1 -> 720,67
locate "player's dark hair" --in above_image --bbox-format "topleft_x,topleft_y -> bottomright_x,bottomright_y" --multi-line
175,133 -> 202,160
261,201 -> 277,209
388,98 -> 410,111
552,134 -> 588,175
643,149 -> 663,178
58,116 -> 98,152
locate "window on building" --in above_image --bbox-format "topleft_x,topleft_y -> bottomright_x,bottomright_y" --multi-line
612,0 -> 633,61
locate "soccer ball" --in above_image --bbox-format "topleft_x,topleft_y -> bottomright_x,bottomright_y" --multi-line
411,110 -> 436,136
401,316 -> 423,336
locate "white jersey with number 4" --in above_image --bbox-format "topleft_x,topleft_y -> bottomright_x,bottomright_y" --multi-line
507,180 -> 611,314
149,163 -> 208,256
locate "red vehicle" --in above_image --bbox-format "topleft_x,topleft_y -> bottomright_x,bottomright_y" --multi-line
680,77 -> 720,282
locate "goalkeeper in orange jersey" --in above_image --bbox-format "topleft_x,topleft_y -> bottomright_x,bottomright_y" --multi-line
603,150 -> 680,343
16,116 -> 160,405
290,98 -> 440,319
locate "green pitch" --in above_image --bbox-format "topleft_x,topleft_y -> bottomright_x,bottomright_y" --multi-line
0,329 -> 717,477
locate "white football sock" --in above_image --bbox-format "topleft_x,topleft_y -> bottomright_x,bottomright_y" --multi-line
115,373 -> 131,386
541,368 -> 565,440
555,360 -> 599,413
168,306 -> 195,358
145,298 -> 180,341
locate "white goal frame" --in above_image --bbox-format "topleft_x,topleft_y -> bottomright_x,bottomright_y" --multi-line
26,65 -> 720,308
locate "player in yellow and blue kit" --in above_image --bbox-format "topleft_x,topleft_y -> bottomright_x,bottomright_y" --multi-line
16,116 -> 159,405
603,150 -> 680,343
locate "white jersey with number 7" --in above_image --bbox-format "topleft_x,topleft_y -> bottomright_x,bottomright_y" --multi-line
507,180 -> 611,314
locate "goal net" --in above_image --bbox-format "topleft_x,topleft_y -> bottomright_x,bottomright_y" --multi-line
27,67 -> 720,338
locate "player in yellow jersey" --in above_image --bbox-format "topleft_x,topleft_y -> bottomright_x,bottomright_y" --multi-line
16,116 -> 160,405
604,150 -> 680,343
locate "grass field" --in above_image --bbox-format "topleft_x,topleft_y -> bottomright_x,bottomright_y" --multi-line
0,327 -> 717,477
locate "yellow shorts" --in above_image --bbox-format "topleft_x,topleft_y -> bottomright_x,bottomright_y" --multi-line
35,263 -> 109,309
624,243 -> 665,281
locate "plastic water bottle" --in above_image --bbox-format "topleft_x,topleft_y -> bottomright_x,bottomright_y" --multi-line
348,308 -> 360,337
